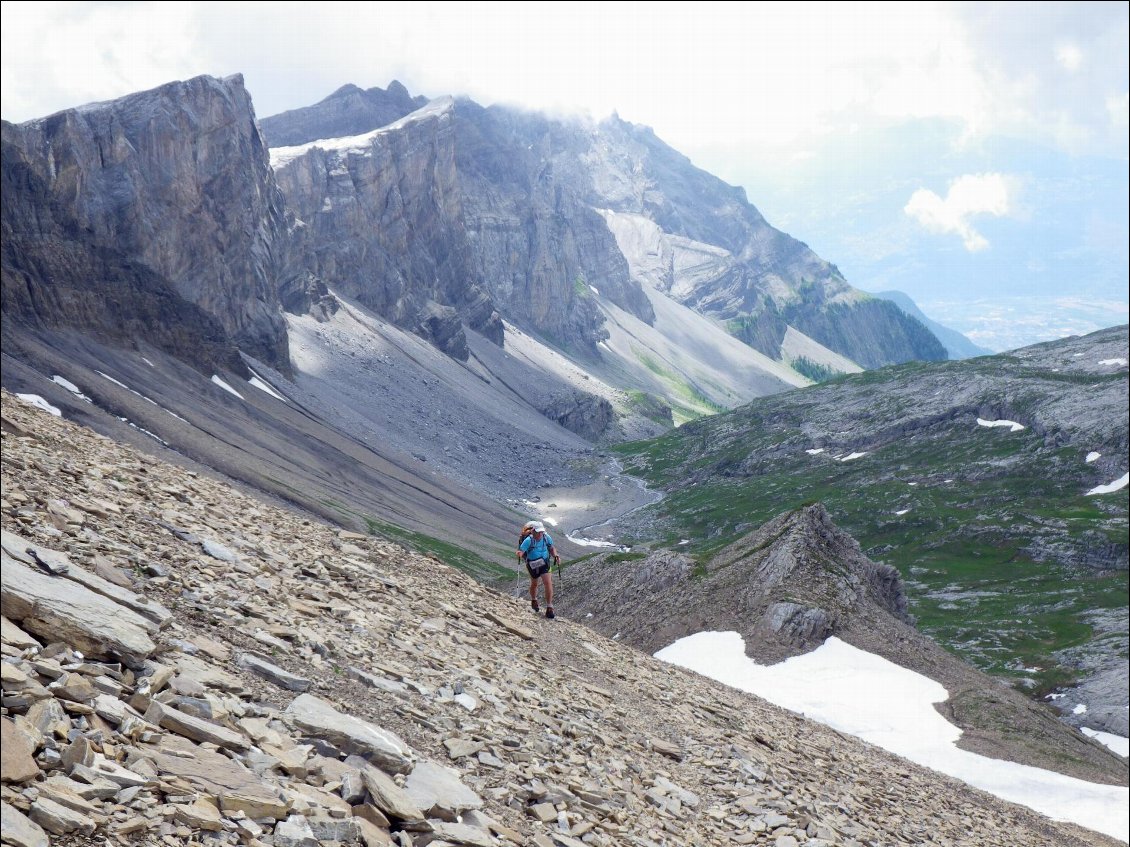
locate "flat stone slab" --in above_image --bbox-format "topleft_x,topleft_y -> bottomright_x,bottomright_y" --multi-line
1,801 -> 49,847
285,694 -> 411,774
143,735 -> 289,820
2,717 -> 40,783
237,652 -> 312,692
145,701 -> 250,751
1,553 -> 155,667
403,760 -> 484,818
2,531 -> 170,628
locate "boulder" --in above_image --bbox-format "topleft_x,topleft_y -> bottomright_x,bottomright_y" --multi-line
1,554 -> 156,667
285,694 -> 412,774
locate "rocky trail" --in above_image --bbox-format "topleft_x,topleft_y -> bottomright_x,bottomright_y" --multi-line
1,390 -> 1122,847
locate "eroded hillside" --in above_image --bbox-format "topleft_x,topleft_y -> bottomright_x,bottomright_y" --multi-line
1,391 -> 1120,847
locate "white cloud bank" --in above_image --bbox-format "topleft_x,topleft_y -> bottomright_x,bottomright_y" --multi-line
904,173 -> 1016,251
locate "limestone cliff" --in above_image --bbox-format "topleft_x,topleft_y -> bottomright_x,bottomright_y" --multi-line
1,74 -> 294,372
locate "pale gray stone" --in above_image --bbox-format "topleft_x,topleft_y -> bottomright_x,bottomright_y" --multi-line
1,553 -> 155,667
237,652 -> 312,692
285,694 -> 411,774
0,801 -> 49,847
403,761 -> 483,819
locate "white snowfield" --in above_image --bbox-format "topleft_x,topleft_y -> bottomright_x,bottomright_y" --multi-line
1098,358 -> 1128,367
977,417 -> 1026,432
1087,451 -> 1101,463
1085,473 -> 1129,496
16,394 -> 61,416
1083,728 -> 1130,758
655,632 -> 1129,842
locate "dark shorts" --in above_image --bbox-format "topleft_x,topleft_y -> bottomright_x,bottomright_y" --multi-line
526,558 -> 550,578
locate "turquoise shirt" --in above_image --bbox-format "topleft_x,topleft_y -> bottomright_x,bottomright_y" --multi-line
520,532 -> 554,562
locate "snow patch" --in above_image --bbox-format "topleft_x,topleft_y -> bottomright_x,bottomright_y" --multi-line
1081,728 -> 1130,758
840,451 -> 868,462
1085,473 -> 1129,496
51,376 -> 92,403
16,394 -> 61,416
270,97 -> 454,168
895,509 -> 910,516
977,418 -> 1025,432
1098,358 -> 1128,367
655,632 -> 1129,842
565,534 -> 621,549
805,448 -> 825,455
211,375 -> 245,400
589,285 -> 600,296
247,371 -> 287,402
1073,703 -> 1089,715
1086,451 -> 1101,463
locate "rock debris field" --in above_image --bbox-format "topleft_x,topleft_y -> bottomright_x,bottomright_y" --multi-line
0,390 -> 1121,847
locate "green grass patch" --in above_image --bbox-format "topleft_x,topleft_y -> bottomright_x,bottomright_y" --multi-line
363,516 -> 514,582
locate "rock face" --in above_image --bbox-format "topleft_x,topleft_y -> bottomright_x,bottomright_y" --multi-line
266,84 -> 945,369
560,504 -> 911,661
259,81 -> 427,149
1,74 -> 294,372
271,96 -> 652,360
2,388 -> 1121,846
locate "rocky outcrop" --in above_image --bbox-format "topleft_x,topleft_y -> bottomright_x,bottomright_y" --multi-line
259,81 -> 427,148
2,389 -> 1119,846
559,503 -> 1128,786
536,389 -> 616,442
1,74 -> 295,372
563,504 -> 911,661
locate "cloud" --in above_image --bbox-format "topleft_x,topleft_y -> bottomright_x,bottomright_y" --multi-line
1108,92 -> 1130,128
1056,43 -> 1083,72
904,174 -> 1016,252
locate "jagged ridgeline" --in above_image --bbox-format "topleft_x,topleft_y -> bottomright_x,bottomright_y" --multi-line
613,326 -> 1130,701
1,390 -> 1121,847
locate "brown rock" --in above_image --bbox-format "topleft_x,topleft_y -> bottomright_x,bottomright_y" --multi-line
1,717 -> 40,783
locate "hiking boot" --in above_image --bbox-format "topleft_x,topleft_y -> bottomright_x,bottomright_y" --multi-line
531,598 -> 540,613
545,607 -> 555,619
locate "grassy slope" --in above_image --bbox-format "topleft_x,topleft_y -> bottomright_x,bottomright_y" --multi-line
611,356 -> 1128,696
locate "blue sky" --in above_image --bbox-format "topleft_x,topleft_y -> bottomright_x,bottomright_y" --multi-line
2,1 -> 1126,351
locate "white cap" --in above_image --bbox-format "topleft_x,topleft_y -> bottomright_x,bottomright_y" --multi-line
530,521 -> 546,533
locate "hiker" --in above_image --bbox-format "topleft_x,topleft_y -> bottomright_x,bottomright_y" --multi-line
518,521 -> 560,619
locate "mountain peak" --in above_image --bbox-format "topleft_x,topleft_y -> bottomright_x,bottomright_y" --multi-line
326,82 -> 365,99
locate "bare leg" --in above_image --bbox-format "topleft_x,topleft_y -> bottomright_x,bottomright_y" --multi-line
542,572 -> 554,607
529,577 -> 539,603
